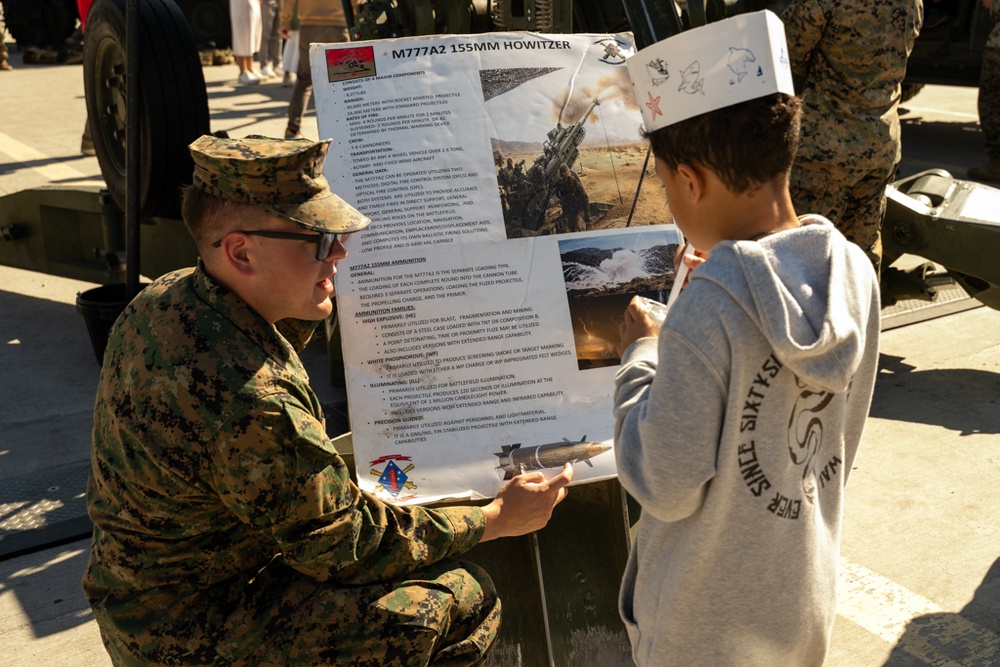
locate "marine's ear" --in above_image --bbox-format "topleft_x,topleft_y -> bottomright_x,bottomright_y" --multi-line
215,232 -> 254,276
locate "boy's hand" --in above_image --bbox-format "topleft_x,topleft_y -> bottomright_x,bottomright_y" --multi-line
479,463 -> 574,542
674,242 -> 707,288
618,296 -> 662,357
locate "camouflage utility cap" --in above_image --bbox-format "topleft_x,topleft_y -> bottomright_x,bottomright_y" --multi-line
189,135 -> 371,234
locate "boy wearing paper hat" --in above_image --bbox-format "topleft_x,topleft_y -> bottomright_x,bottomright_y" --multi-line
612,11 -> 881,665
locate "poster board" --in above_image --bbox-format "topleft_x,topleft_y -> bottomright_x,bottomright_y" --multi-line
311,31 -> 683,504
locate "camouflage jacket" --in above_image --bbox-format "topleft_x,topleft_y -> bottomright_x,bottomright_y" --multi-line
782,0 -> 923,171
83,263 -> 485,663
988,0 -> 1000,51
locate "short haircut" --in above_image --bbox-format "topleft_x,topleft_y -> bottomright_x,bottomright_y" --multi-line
644,93 -> 802,194
180,184 -> 267,250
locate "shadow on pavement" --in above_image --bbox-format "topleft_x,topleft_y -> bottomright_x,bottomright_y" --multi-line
873,354 -> 1000,435
883,555 -> 1000,666
0,539 -> 95,638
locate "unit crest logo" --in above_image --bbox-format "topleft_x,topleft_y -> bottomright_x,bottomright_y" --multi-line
370,455 -> 417,498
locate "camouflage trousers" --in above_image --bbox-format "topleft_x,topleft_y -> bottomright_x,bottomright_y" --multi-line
978,46 -> 1000,160
253,558 -> 501,666
789,160 -> 893,273
97,558 -> 500,666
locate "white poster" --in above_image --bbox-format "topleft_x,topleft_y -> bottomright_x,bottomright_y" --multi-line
312,32 -> 683,504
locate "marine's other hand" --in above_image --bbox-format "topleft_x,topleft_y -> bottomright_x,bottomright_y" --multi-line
479,463 -> 574,542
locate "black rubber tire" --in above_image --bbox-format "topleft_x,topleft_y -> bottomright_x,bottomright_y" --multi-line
172,0 -> 232,50
83,0 -> 211,218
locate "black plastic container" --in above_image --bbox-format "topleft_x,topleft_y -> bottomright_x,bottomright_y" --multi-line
76,283 -> 143,364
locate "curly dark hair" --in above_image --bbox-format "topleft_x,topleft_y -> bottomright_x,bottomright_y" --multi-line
644,93 -> 802,194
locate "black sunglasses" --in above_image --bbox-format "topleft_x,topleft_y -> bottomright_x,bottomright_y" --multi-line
212,230 -> 346,261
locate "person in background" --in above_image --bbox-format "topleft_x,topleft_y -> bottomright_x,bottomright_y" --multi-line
968,0 -> 1000,184
258,0 -> 282,80
230,0 -> 263,84
0,4 -> 12,71
280,0 -> 298,87
279,0 -> 349,138
782,0 -> 922,275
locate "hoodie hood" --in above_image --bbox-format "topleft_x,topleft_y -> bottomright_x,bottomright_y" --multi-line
695,216 -> 878,393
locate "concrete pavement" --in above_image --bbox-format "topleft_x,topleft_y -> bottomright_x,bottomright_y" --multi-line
1,31 -> 999,667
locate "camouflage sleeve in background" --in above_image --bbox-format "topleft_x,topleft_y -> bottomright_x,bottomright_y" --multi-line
987,0 -> 1000,51
781,0 -> 831,79
781,0 -> 922,172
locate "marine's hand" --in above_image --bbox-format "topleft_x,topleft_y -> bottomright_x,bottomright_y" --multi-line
479,463 -> 574,542
279,24 -> 291,39
617,296 -> 662,357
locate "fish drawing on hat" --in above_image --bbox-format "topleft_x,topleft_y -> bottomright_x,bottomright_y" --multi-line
678,61 -> 704,95
727,47 -> 760,83
646,57 -> 670,86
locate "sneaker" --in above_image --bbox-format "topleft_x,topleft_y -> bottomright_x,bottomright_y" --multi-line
237,71 -> 261,85
23,46 -> 60,65
967,158 -> 1000,184
284,128 -> 302,140
282,72 -> 295,87
261,64 -> 276,79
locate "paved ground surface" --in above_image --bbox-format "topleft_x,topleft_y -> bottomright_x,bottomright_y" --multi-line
1,30 -> 999,667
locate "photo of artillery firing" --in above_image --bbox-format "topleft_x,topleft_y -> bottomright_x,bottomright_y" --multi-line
482,66 -> 672,239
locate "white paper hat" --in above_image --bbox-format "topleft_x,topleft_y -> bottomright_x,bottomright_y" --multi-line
627,10 -> 795,132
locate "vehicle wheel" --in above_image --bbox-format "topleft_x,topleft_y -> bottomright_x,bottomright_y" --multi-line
172,0 -> 232,50
83,0 -> 211,218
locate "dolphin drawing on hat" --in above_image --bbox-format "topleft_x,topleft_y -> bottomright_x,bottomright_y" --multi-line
727,47 -> 759,83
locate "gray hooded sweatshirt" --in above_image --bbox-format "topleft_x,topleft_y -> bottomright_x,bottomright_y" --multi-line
613,216 -> 880,666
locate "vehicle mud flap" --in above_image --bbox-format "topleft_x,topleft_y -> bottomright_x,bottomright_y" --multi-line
83,0 -> 211,219
2,0 -> 78,50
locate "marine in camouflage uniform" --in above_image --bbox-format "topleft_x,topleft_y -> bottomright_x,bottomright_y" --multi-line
782,0 -> 923,271
554,163 -> 590,233
82,136 -> 503,666
0,5 -> 12,71
969,0 -> 1000,182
